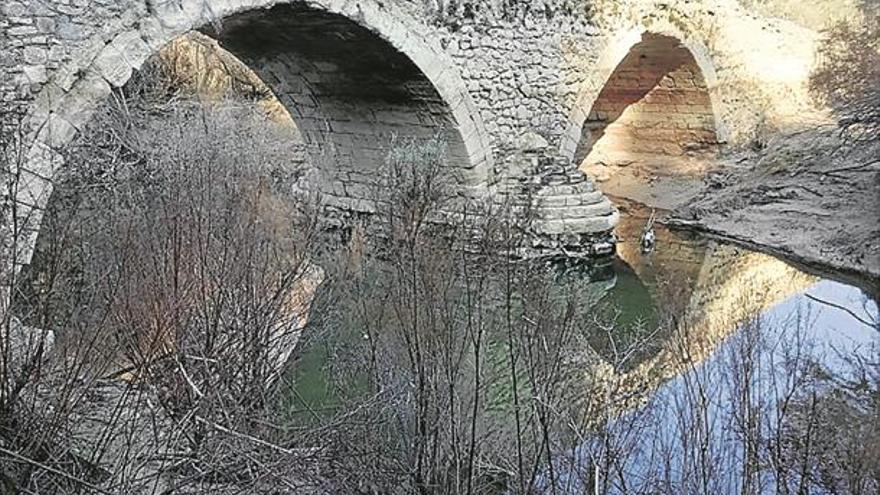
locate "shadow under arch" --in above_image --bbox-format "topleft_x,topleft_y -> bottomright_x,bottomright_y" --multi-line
576,33 -> 721,169
12,0 -> 492,270
560,30 -> 729,170
202,3 -> 482,208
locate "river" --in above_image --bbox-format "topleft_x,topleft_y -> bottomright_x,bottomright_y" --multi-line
537,201 -> 879,493
282,201 -> 879,492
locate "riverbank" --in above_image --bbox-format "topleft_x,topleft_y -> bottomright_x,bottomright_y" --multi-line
589,131 -> 880,292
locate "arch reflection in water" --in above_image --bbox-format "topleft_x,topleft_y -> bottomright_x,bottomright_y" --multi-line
547,220 -> 878,493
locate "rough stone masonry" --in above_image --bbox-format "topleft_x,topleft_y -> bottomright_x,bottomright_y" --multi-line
1,0 -> 823,270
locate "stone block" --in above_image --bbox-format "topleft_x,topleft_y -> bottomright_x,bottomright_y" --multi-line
36,113 -> 77,149
152,0 -> 201,31
577,191 -> 605,205
3,317 -> 55,383
537,195 -> 568,207
56,69 -> 111,130
56,16 -> 86,40
111,30 -> 154,72
92,44 -> 133,88
1,2 -> 28,17
35,17 -> 56,33
52,37 -> 106,91
14,166 -> 54,209
138,16 -> 175,52
22,80 -> 63,133
559,202 -> 614,219
562,212 -> 618,233
21,65 -> 48,84
8,25 -> 38,36
536,219 -> 565,235
23,47 -> 48,66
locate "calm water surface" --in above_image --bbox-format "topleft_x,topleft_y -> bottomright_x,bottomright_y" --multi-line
284,205 -> 879,491
546,203 -> 879,493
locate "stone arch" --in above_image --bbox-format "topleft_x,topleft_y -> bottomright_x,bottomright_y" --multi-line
13,0 -> 492,268
560,28 -> 729,166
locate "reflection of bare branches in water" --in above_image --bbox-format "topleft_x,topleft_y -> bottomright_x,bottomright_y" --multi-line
804,292 -> 878,329
559,283 -> 880,494
3,69 -> 876,494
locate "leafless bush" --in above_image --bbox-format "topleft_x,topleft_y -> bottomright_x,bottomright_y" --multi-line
772,344 -> 880,494
810,0 -> 880,145
4,30 -> 877,494
276,134 -> 664,494
1,65 -> 328,492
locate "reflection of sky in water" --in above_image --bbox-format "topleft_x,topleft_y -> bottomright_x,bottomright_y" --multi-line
549,278 -> 879,494
792,280 -> 878,366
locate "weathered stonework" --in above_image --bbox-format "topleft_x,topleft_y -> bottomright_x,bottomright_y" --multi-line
1,0 -> 827,270
576,33 -> 720,164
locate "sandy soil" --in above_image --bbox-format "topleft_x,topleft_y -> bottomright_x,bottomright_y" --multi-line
584,134 -> 880,292
583,152 -> 713,211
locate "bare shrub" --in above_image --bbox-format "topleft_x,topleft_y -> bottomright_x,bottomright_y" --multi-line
810,0 -> 880,144
277,134 -> 663,494
4,32 -> 877,494
772,346 -> 880,494
1,68 -> 326,492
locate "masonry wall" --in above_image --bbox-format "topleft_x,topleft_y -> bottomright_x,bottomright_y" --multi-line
0,0 -> 598,173
434,10 -> 603,179
579,34 -> 718,162
0,0 -> 617,267
0,0 -> 829,270
2,0 -> 825,171
210,3 -> 472,211
0,0 -> 145,123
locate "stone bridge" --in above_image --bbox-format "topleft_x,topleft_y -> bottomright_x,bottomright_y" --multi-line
1,0 -> 822,272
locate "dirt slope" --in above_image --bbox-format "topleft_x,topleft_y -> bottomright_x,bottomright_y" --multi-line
673,133 -> 879,290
